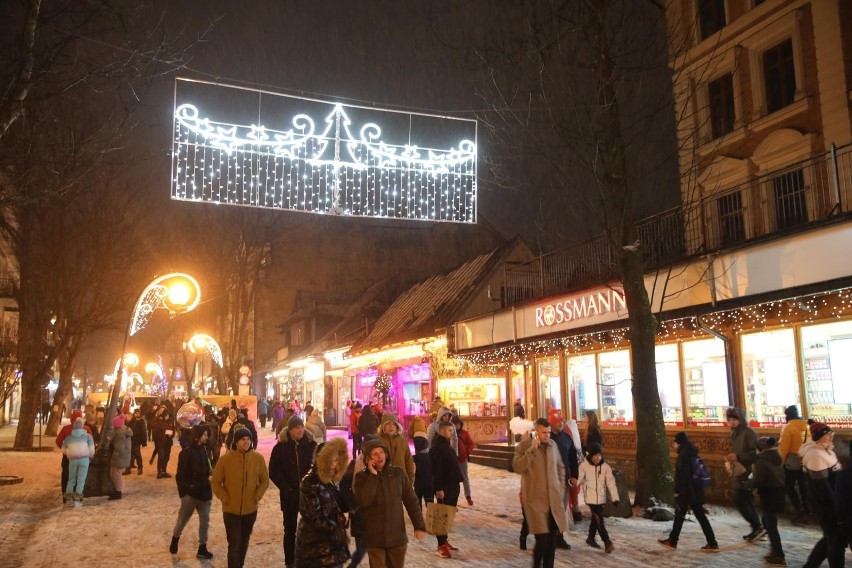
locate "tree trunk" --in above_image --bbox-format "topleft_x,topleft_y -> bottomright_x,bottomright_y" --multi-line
622,250 -> 674,506
44,350 -> 78,436
14,373 -> 42,449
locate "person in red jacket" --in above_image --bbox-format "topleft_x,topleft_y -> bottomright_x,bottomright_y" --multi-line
452,416 -> 476,506
55,410 -> 93,503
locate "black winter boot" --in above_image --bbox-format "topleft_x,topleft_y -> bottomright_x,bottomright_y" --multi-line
169,536 -> 179,554
108,491 -> 122,500
196,544 -> 213,559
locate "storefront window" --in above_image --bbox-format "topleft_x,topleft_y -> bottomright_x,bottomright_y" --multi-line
438,376 -> 506,417
682,338 -> 729,426
568,354 -> 598,422
398,363 -> 431,416
599,350 -> 633,426
656,344 -> 683,425
538,358 -> 562,417
742,329 -> 800,427
801,320 -> 852,427
511,365 -> 527,418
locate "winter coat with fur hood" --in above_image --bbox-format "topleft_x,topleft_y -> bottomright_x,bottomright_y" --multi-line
295,438 -> 351,568
513,434 -> 568,535
378,414 -> 415,482
269,427 -> 317,508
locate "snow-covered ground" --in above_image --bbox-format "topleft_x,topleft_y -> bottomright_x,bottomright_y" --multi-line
0,422 -> 840,567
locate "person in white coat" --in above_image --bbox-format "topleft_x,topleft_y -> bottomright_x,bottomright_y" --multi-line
572,441 -> 618,553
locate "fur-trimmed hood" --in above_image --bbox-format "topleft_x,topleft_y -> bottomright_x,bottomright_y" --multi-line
379,413 -> 403,437
278,425 -> 316,444
312,437 -> 348,484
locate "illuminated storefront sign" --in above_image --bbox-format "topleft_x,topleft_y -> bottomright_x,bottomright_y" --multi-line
534,287 -> 626,328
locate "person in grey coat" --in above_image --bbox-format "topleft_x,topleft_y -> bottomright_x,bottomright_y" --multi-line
725,407 -> 764,541
513,418 -> 569,568
109,414 -> 132,500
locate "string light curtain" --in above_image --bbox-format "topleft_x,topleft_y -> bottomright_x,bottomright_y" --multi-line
171,78 -> 477,223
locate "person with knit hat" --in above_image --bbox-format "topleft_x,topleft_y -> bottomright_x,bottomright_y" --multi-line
778,405 -> 809,523
547,408 -> 578,550
61,417 -> 95,507
725,407 -> 764,541
799,420 -> 844,568
55,410 -> 93,504
170,424 -> 214,560
108,413 -> 132,500
573,439 -> 618,554
741,437 -> 786,565
659,432 -> 718,553
269,413 -> 317,568
211,426 -> 269,568
354,437 -> 426,566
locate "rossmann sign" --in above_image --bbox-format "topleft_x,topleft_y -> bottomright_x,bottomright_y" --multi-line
533,287 -> 627,328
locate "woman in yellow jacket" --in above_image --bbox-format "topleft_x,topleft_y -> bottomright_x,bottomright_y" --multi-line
778,405 -> 808,522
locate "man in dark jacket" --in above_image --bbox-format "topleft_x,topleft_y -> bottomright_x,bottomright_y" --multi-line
354,437 -> 426,567
430,421 -> 464,558
725,407 -> 764,541
170,424 -> 214,560
743,437 -> 786,565
127,409 -> 148,475
269,415 -> 316,568
549,409 -> 579,549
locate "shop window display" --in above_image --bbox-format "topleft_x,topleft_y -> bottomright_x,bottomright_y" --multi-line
568,354 -> 598,422
801,320 -> 852,427
537,358 -> 561,418
437,376 -> 506,417
741,329 -> 800,427
682,338 -> 729,426
511,365 -> 527,416
656,344 -> 684,425
599,350 -> 633,426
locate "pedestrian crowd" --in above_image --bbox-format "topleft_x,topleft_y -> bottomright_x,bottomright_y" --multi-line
54,395 -> 852,568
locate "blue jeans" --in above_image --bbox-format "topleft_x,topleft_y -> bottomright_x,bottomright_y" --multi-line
66,458 -> 90,494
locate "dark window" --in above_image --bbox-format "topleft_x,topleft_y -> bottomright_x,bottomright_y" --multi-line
716,191 -> 745,246
773,169 -> 808,230
699,0 -> 726,40
708,74 -> 735,139
763,39 -> 796,113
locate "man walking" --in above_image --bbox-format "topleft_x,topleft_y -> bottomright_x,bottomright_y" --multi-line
211,427 -> 269,568
725,407 -> 765,541
269,415 -> 316,568
548,409 -> 578,550
170,424 -> 214,560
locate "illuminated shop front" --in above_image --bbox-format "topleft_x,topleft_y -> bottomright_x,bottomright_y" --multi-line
436,375 -> 507,417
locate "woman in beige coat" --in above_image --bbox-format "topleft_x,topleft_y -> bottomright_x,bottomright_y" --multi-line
512,417 -> 568,568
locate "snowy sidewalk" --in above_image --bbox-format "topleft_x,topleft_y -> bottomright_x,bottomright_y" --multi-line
0,422 -> 840,567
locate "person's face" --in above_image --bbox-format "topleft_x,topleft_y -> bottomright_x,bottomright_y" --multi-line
550,421 -> 563,434
290,425 -> 305,441
369,447 -> 386,470
534,424 -> 551,442
236,436 -> 252,452
382,421 -> 397,435
329,456 -> 339,475
818,432 -> 834,447
441,413 -> 452,422
439,426 -> 453,440
197,430 -> 209,445
726,416 -> 740,429
591,453 -> 602,465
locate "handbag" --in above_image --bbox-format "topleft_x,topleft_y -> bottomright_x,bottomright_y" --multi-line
424,500 -> 456,536
785,453 -> 802,471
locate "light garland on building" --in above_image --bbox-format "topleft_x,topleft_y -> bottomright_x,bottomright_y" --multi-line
171,80 -> 477,223
452,288 -> 852,366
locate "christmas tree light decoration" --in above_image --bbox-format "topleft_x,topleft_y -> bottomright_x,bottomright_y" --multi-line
171,78 -> 477,223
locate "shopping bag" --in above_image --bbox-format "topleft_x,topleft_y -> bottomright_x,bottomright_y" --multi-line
424,501 -> 456,535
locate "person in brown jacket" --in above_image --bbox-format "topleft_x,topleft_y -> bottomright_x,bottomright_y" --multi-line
354,437 -> 426,567
211,428 -> 270,568
378,414 -> 415,484
513,418 -> 569,568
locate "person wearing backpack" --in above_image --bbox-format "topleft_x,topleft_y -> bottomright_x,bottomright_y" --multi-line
741,437 -> 786,565
659,432 -> 719,552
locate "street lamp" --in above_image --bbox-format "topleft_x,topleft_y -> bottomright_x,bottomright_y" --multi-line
187,333 -> 223,394
100,273 -> 201,449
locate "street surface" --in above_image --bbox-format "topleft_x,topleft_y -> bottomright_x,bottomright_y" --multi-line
0,422 -> 840,567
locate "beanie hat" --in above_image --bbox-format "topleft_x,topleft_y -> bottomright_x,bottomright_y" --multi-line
586,441 -> 603,457
673,431 -> 689,445
288,415 -> 304,431
232,427 -> 252,444
548,408 -> 564,428
72,418 -> 84,430
361,437 -> 387,458
809,420 -> 832,441
757,436 -> 777,451
784,405 -> 800,421
112,414 -> 125,428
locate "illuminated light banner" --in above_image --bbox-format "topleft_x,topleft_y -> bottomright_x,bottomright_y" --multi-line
171,78 -> 477,223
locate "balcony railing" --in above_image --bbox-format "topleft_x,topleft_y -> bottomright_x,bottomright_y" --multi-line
504,143 -> 852,306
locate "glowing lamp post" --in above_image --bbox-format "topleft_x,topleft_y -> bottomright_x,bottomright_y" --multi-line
101,273 -> 201,449
187,333 -> 223,395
